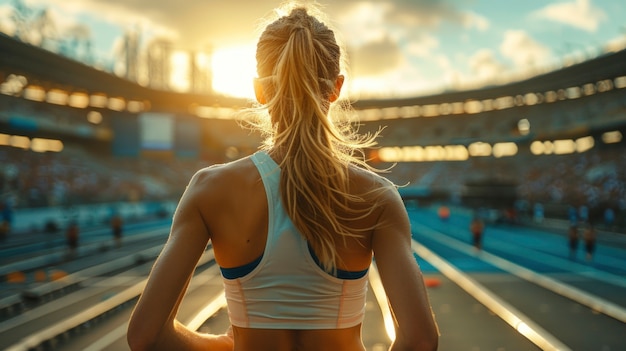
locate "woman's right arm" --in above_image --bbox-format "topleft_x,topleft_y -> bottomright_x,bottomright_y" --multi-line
372,184 -> 439,351
127,167 -> 233,351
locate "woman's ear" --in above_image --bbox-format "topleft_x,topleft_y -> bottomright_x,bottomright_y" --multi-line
253,78 -> 266,104
329,75 -> 345,102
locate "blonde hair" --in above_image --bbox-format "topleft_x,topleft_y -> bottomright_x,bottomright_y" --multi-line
245,2 -> 382,273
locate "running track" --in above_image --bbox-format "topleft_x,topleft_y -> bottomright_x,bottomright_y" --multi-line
1,205 -> 624,350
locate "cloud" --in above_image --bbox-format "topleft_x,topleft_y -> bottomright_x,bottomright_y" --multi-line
468,49 -> 507,81
532,0 -> 607,32
460,11 -> 489,31
38,0 -> 283,48
333,2 -> 391,45
500,30 -> 552,68
336,0 -> 486,81
11,0 -> 582,98
0,4 -> 16,35
384,0 -> 484,29
405,34 -> 439,58
350,36 -> 403,77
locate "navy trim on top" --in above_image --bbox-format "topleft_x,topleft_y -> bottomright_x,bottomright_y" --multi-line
307,244 -> 369,280
220,255 -> 263,279
219,246 -> 369,280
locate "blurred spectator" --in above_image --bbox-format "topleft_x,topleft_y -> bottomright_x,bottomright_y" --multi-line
0,200 -> 11,240
567,205 -> 578,227
583,222 -> 597,261
578,205 -> 589,224
66,220 -> 79,256
603,207 -> 615,230
533,203 -> 544,224
470,212 -> 485,251
568,224 -> 579,260
111,214 -> 123,248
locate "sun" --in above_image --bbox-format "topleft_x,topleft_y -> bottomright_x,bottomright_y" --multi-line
211,45 -> 257,99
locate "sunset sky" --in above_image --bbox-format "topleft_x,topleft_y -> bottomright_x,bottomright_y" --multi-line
1,0 -> 625,99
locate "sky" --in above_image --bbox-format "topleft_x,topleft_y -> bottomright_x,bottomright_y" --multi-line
1,0 -> 625,100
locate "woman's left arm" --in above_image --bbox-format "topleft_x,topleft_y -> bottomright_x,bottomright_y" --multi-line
127,170 -> 232,351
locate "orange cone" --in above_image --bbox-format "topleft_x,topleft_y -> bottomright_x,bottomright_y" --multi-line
6,271 -> 26,283
50,270 -> 67,281
424,277 -> 441,288
34,270 -> 47,282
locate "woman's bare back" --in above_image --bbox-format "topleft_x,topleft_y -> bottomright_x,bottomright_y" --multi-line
232,325 -> 365,351
197,155 -> 383,350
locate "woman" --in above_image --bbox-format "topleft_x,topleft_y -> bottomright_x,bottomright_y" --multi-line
127,3 -> 438,351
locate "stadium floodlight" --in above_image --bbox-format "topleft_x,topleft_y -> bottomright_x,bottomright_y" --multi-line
108,97 -> 126,111
517,119 -> 531,135
544,91 -> 558,103
68,92 -> 90,108
575,136 -> 595,153
582,83 -> 596,96
46,89 -> 68,105
601,131 -> 622,144
493,142 -> 518,158
530,140 -> 546,155
0,133 -> 9,146
421,104 -> 440,117
553,139 -> 576,155
468,142 -> 491,157
23,85 -> 46,102
494,96 -> 514,110
31,138 -> 63,153
90,94 -> 108,108
127,100 -> 145,113
464,100 -> 483,114
614,76 -> 626,89
87,111 -> 103,124
9,135 -> 30,150
565,87 -> 581,99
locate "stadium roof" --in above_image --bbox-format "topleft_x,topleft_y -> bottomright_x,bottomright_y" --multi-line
1,33 -> 625,111
0,33 -> 246,112
352,48 -> 626,109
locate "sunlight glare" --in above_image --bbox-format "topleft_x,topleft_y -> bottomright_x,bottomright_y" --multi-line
211,45 -> 257,99
170,51 -> 190,92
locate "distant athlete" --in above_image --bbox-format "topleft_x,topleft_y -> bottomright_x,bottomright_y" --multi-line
470,213 -> 485,251
568,224 -> 579,259
66,220 -> 79,256
583,222 -> 596,261
111,214 -> 123,248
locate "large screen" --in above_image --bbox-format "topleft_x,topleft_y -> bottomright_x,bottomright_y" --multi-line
139,112 -> 174,150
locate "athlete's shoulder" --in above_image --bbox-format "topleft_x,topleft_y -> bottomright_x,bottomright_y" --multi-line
187,156 -> 257,195
349,164 -> 396,189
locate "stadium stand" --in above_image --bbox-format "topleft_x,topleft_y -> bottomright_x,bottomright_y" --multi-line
1,32 -> 625,234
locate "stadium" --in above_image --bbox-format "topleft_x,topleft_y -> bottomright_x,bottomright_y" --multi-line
1,3 -> 626,351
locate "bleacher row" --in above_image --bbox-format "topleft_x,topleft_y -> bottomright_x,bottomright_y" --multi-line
1,133 -> 624,232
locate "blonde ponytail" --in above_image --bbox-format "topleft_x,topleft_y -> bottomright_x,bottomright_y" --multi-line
246,3 -> 381,273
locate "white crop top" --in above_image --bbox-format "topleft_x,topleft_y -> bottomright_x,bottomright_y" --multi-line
220,151 -> 369,329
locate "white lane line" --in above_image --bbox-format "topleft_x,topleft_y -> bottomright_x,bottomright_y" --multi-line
412,240 -> 572,351
488,234 -> 626,288
83,287 -> 226,351
413,222 -> 626,323
0,275 -> 138,334
186,291 -> 227,331
82,322 -> 128,351
80,256 -> 223,351
6,250 -> 216,351
5,280 -> 147,351
368,263 -> 395,342
185,264 -> 227,331
455,223 -> 626,288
